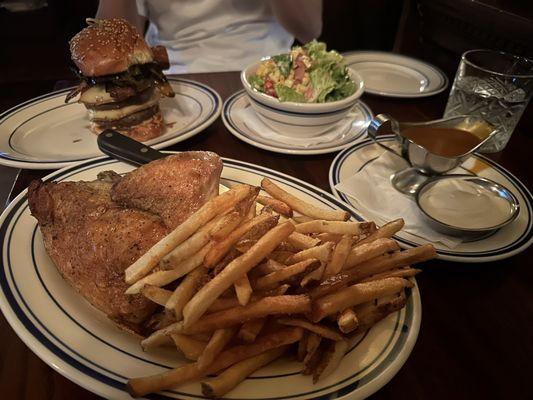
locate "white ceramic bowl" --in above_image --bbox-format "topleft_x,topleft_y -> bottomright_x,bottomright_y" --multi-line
241,61 -> 365,138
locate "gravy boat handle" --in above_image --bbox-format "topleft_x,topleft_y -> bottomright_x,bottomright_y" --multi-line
367,114 -> 404,158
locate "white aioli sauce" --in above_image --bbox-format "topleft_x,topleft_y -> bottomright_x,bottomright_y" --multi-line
419,178 -> 513,229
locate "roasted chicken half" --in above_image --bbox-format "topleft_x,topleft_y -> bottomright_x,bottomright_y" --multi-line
28,152 -> 222,335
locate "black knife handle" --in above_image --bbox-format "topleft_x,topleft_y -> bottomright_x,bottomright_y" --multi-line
97,129 -> 166,166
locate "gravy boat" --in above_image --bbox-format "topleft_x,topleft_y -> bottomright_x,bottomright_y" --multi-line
367,114 -> 498,194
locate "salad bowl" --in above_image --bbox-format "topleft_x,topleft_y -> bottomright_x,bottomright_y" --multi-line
241,62 -> 364,138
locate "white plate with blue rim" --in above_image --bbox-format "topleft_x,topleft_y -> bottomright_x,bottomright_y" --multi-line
222,90 -> 372,155
0,78 -> 221,170
0,154 -> 420,399
342,51 -> 448,98
329,136 -> 533,262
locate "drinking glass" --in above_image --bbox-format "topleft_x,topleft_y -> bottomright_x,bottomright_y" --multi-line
444,49 -> 533,153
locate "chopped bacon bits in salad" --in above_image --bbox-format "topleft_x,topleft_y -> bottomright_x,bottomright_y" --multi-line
248,41 -> 356,103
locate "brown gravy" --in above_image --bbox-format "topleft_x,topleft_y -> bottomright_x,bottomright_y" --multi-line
402,127 -> 482,157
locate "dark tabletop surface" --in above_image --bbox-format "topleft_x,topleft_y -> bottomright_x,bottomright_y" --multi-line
0,71 -> 531,400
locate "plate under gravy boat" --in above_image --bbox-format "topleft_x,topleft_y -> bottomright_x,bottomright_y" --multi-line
0,78 -> 221,169
222,90 -> 372,155
342,51 -> 448,98
329,135 -> 533,262
0,155 -> 420,399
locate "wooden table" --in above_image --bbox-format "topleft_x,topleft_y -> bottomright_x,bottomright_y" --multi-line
0,72 -> 531,399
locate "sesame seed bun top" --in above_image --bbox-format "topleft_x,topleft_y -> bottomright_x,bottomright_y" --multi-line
70,18 -> 153,77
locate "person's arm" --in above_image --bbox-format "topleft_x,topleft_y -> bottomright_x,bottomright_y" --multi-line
96,0 -> 147,35
270,0 -> 323,43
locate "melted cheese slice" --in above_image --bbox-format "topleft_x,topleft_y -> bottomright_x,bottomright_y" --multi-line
79,85 -> 114,105
88,91 -> 160,121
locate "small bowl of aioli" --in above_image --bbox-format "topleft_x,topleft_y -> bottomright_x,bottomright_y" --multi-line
416,175 -> 520,238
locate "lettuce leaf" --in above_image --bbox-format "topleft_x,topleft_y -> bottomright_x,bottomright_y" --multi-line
271,54 -> 292,78
275,84 -> 306,102
248,75 -> 264,91
310,68 -> 336,103
327,79 -> 356,101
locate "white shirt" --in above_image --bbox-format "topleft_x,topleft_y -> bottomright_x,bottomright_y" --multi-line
136,0 -> 294,73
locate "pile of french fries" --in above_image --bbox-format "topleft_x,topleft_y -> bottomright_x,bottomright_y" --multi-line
124,178 -> 436,398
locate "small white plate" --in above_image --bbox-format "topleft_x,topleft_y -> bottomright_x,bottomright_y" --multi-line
222,90 -> 372,155
343,51 -> 448,98
0,78 -> 222,169
0,155 -> 420,399
329,136 -> 533,262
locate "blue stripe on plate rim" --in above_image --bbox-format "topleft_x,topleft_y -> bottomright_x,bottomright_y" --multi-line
0,155 -> 419,400
223,90 -> 372,152
329,135 -> 533,258
0,78 -> 220,164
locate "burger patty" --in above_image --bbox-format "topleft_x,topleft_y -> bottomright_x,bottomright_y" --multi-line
92,105 -> 159,128
107,85 -> 137,101
86,87 -> 156,111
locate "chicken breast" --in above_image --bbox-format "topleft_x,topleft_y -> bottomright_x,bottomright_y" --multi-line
28,152 -> 222,335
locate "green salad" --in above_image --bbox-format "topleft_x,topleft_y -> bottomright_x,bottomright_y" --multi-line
248,40 -> 356,103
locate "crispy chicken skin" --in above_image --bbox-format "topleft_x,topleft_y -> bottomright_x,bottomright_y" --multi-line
112,151 -> 222,228
27,152 -> 222,335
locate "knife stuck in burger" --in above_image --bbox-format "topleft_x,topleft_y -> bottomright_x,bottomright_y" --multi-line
66,18 -> 175,142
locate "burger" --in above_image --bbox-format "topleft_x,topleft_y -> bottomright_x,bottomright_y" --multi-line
67,18 -> 175,141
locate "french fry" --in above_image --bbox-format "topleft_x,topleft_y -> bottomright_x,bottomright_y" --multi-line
254,259 -> 320,290
278,318 -> 344,341
204,213 -> 278,268
140,285 -> 172,306
237,318 -> 266,342
291,215 -> 315,224
303,332 -> 322,365
167,267 -> 207,320
201,346 -> 287,398
323,235 -> 353,278
253,259 -> 286,276
297,332 -> 309,362
300,263 -> 325,287
185,295 -> 311,334
127,362 -> 203,397
183,222 -> 295,328
354,293 -> 407,332
310,244 -> 435,300
355,218 -> 405,246
209,211 -> 244,241
261,178 -> 349,221
212,248 -> 240,276
313,339 -> 348,383
295,220 -> 374,235
337,309 -> 359,334
234,239 -> 255,253
206,285 -> 290,313
312,278 -> 413,322
286,242 -> 335,264
314,232 -> 349,244
170,333 -> 207,361
125,184 -> 253,284
268,250 -> 295,264
141,321 -> 182,350
197,327 -> 236,371
129,328 -> 303,397
125,267 -> 189,295
256,195 -> 293,217
160,216 -> 220,268
344,238 -> 400,270
234,274 -> 253,306
287,231 -> 320,250
360,268 -> 421,283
